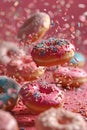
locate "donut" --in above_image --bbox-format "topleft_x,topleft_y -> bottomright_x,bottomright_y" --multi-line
31,38 -> 75,66
20,81 -> 64,114
70,52 -> 86,67
18,11 -> 50,43
6,55 -> 45,82
53,66 -> 87,88
0,110 -> 18,130
0,41 -> 24,64
0,76 -> 20,110
35,108 -> 86,130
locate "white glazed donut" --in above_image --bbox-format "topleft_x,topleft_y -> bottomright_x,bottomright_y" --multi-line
0,41 -> 24,64
18,11 -> 50,43
0,110 -> 19,130
35,108 -> 86,130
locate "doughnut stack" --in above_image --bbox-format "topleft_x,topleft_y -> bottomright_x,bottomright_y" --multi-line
0,11 -> 87,130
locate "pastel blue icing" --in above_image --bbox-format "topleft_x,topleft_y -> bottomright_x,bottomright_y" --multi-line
0,94 -> 11,103
70,52 -> 85,64
0,78 -> 7,87
0,76 -> 20,108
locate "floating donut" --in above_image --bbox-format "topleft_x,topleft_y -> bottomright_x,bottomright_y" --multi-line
0,76 -> 20,110
18,11 -> 50,43
6,55 -> 45,82
70,52 -> 86,67
35,108 -> 86,130
20,81 -> 64,113
0,110 -> 18,130
53,66 -> 87,88
0,41 -> 24,64
31,38 -> 75,66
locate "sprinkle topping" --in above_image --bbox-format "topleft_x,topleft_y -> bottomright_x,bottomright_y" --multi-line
31,38 -> 75,58
20,81 -> 64,106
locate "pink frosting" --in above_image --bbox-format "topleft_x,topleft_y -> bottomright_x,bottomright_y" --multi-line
20,81 -> 64,106
31,38 -> 75,59
54,66 -> 87,78
6,55 -> 38,81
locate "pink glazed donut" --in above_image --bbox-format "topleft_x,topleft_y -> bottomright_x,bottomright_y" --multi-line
31,38 -> 75,66
35,108 -> 86,130
20,81 -> 64,114
6,55 -> 45,82
53,66 -> 87,88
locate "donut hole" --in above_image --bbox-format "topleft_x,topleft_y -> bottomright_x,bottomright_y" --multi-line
58,116 -> 72,125
0,87 -> 4,94
7,50 -> 18,59
39,84 -> 54,94
6,98 -> 16,110
7,98 -> 15,106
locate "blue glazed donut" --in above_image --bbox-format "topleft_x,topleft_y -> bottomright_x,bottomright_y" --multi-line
70,52 -> 86,67
0,76 -> 20,111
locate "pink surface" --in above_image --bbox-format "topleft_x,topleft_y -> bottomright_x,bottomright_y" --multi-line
13,73 -> 87,130
0,0 -> 87,130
